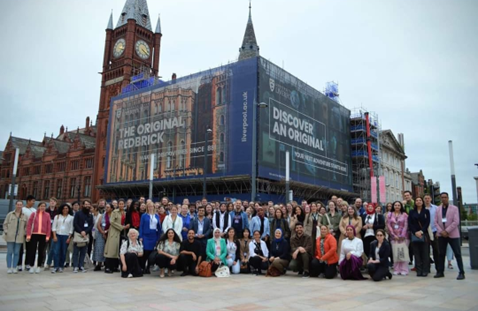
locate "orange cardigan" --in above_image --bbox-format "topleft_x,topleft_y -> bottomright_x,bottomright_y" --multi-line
315,234 -> 338,264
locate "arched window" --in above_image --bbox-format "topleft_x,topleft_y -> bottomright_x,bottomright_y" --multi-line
221,87 -> 226,105
220,115 -> 225,125
179,140 -> 185,168
216,87 -> 222,106
220,133 -> 225,143
166,141 -> 172,169
219,152 -> 224,163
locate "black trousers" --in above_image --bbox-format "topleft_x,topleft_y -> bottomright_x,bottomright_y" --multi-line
412,241 -> 430,274
27,234 -> 47,267
249,256 -> 268,272
437,237 -> 464,274
18,240 -> 31,267
105,258 -> 119,271
178,254 -> 198,275
429,233 -> 439,271
121,253 -> 143,278
367,263 -> 390,281
363,235 -> 376,260
142,250 -> 153,270
310,258 -> 337,279
155,254 -> 177,270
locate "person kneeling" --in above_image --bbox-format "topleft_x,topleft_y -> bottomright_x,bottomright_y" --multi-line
249,230 -> 269,275
178,229 -> 202,276
156,229 -> 181,277
367,229 -> 392,281
268,228 -> 289,276
311,225 -> 338,279
120,229 -> 143,278
339,225 -> 366,280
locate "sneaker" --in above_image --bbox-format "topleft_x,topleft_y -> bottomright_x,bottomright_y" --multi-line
318,273 -> 325,278
302,271 -> 310,278
17,266 -> 22,272
44,265 -> 50,271
35,267 -> 41,274
7,269 -> 12,274
127,273 -> 133,278
457,273 -> 465,280
51,268 -> 57,274
58,268 -> 63,273
26,265 -> 31,271
29,267 -> 35,274
12,268 -> 18,274
73,268 -> 79,273
152,265 -> 159,272
79,267 -> 87,273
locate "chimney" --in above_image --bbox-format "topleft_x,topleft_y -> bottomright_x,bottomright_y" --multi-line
60,125 -> 65,135
172,73 -> 177,80
86,116 -> 90,130
398,133 -> 404,150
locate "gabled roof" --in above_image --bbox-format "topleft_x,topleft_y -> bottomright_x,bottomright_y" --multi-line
116,0 -> 152,31
9,136 -> 42,155
380,130 -> 406,159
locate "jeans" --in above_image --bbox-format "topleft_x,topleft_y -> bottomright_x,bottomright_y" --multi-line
226,253 -> 240,274
54,235 -> 69,269
72,243 -> 87,269
6,243 -> 22,269
47,240 -> 57,266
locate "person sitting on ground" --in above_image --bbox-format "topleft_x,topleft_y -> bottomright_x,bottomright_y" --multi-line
339,225 -> 366,280
289,222 -> 313,278
238,228 -> 252,273
310,225 -> 338,279
225,228 -> 241,274
156,228 -> 181,278
120,229 -> 143,278
248,230 -> 269,275
268,228 -> 290,275
206,228 -> 228,272
178,229 -> 202,276
367,229 -> 392,281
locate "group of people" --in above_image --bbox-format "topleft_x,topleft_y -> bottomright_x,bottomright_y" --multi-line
3,191 -> 465,281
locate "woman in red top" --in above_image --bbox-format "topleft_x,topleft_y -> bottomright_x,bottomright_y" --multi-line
126,200 -> 141,231
26,202 -> 52,274
310,225 -> 338,279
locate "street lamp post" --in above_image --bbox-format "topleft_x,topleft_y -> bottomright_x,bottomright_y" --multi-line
203,128 -> 212,199
8,148 -> 19,212
251,101 -> 268,202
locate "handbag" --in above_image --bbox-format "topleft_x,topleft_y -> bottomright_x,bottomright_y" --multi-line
392,242 -> 409,263
215,264 -> 230,278
266,265 -> 281,277
411,234 -> 425,243
73,232 -> 89,247
198,261 -> 213,277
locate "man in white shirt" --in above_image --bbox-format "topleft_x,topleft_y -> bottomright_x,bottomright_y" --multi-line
18,195 -> 36,271
212,203 -> 231,237
424,194 -> 439,270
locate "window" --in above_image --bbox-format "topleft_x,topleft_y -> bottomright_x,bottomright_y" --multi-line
45,164 -> 53,174
179,140 -> 185,168
57,162 -> 66,172
43,180 -> 50,199
216,87 -> 222,106
220,115 -> 225,125
84,158 -> 94,169
166,141 -> 172,169
32,181 -> 39,198
84,176 -> 92,197
33,166 -> 41,175
220,133 -> 225,143
56,179 -> 63,199
70,160 -> 80,171
219,152 -> 224,163
22,167 -> 29,176
70,178 -> 76,198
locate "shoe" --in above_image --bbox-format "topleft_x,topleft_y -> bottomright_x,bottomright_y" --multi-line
94,265 -> 102,271
51,268 -> 56,274
417,272 -> 422,277
180,272 -> 188,277
393,271 -> 399,276
7,269 -> 12,274
79,268 -> 87,273
73,268 -> 79,273
457,273 -> 465,280
255,270 -> 262,276
422,273 -> 428,277
411,267 -> 417,271
58,268 -> 63,273
387,272 -> 393,280
35,267 -> 41,274
29,268 -> 35,274
430,258 -> 434,264
26,265 -> 31,271
17,266 -> 22,272
152,265 -> 159,272
144,269 -> 151,275
408,262 -> 413,265
44,265 -> 50,271
127,273 -> 133,278
302,271 -> 310,278
105,269 -> 113,274
318,273 -> 325,278
64,263 -> 70,268
168,270 -> 172,277
12,268 -> 18,274
297,270 -> 303,276
160,271 -> 165,278
434,273 -> 444,278
448,263 -> 453,269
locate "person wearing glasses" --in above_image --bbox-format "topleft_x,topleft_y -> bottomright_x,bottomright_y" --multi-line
367,229 -> 392,281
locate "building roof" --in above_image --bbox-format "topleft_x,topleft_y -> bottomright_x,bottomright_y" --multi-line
155,14 -> 161,34
238,2 -> 260,61
107,11 -> 114,30
380,129 -> 406,159
9,137 -> 42,155
116,0 -> 152,31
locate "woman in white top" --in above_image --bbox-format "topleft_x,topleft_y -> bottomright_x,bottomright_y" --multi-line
225,228 -> 241,274
339,225 -> 366,280
162,205 -> 183,241
120,228 -> 143,278
248,230 -> 269,275
52,204 -> 74,273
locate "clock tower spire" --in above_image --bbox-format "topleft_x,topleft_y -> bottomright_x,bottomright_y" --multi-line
92,0 -> 162,201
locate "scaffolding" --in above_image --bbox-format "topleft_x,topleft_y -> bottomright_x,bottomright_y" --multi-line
350,107 -> 381,201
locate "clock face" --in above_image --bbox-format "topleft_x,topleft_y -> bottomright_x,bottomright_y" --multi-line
113,39 -> 125,58
135,40 -> 151,59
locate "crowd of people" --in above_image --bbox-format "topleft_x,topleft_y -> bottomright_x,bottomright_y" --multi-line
2,191 -> 465,281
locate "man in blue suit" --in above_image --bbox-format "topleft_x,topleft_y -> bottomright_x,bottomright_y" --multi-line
189,205 -> 211,255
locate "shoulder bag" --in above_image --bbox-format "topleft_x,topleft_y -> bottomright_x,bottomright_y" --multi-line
198,261 -> 213,277
215,264 -> 230,278
73,231 -> 89,247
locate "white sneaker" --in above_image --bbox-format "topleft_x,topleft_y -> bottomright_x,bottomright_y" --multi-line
7,269 -> 12,274
12,268 -> 18,274
44,265 -> 50,271
26,265 -> 31,271
29,267 -> 35,274
58,268 -> 63,273
35,267 -> 41,274
127,273 -> 133,278
152,265 -> 159,272
79,268 -> 87,273
73,268 -> 79,273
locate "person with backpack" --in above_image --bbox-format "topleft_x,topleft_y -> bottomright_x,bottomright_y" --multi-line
120,228 -> 143,278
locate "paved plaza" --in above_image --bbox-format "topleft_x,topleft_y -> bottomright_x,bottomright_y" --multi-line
0,251 -> 477,311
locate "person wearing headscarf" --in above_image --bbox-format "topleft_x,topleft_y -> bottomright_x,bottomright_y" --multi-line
248,230 -> 269,275
338,206 -> 362,256
206,228 -> 227,272
311,225 -> 338,279
268,228 -> 290,275
361,202 -> 385,264
339,225 -> 366,280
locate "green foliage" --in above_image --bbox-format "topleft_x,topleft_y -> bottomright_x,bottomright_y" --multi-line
468,213 -> 478,221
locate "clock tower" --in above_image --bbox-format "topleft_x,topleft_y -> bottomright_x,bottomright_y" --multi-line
92,0 -> 162,201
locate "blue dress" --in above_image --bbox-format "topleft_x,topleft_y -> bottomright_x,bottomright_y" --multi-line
139,214 -> 161,251
179,214 -> 191,241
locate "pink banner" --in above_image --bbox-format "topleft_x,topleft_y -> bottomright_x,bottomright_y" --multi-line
379,176 -> 386,203
371,176 -> 377,203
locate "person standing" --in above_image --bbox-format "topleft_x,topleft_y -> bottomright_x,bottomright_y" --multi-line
26,202 -> 52,274
387,201 -> 409,275
93,203 -> 111,271
322,201 -> 341,240
3,201 -> 27,274
424,194 -> 439,270
179,204 -> 191,242
104,200 -> 127,273
189,205 -> 211,255
434,192 -> 465,280
230,200 -> 249,239
18,195 -> 36,271
269,208 -> 291,241
72,200 -> 94,273
162,205 -> 183,241
361,203 -> 385,263
408,197 -> 431,277
212,203 -> 232,238
44,197 -> 58,270
250,206 -> 270,242
51,204 -> 74,273
139,202 -> 161,274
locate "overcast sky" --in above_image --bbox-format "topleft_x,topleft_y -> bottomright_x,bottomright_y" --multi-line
0,0 -> 477,203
